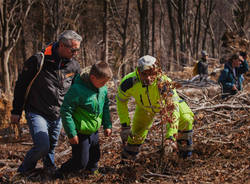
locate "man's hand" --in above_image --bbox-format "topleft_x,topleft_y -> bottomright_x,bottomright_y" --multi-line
120,124 -> 131,145
232,85 -> 237,91
104,128 -> 112,137
239,55 -> 244,62
165,139 -> 178,153
69,135 -> 79,144
10,114 -> 20,124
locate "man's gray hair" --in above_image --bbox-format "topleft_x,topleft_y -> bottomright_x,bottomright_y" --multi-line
58,30 -> 82,46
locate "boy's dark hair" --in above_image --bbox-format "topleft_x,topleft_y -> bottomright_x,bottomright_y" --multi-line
89,61 -> 113,79
230,53 -> 240,61
240,51 -> 247,57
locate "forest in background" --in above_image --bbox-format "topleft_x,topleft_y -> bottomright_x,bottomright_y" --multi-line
0,0 -> 250,95
0,1 -> 250,183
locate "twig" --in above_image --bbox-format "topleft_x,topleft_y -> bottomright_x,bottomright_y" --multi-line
144,170 -> 177,179
20,142 -> 33,145
197,135 -> 232,144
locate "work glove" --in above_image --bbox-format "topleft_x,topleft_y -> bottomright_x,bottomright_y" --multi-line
120,123 -> 131,145
165,138 -> 177,153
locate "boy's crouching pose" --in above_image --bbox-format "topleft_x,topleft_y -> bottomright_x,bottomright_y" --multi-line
56,61 -> 112,178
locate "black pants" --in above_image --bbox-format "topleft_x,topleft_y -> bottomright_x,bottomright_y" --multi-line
59,132 -> 100,173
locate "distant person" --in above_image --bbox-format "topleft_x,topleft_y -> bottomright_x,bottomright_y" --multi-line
116,55 -> 194,160
11,30 -> 82,174
197,50 -> 209,81
55,61 -> 112,178
218,52 -> 248,99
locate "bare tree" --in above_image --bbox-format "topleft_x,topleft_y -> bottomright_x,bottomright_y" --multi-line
232,0 -> 250,38
137,0 -> 149,57
42,0 -> 86,43
151,0 -> 155,56
202,0 -> 215,50
0,0 -> 34,95
166,0 -> 178,66
109,0 -> 133,78
102,0 -> 109,63
192,0 -> 202,59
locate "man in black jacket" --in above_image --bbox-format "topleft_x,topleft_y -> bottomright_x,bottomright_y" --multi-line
197,50 -> 209,81
11,30 -> 82,174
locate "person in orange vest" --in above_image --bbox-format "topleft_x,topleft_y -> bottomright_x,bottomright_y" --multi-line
10,30 -> 82,175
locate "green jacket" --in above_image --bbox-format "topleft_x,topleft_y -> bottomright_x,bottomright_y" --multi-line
60,73 -> 112,138
116,69 -> 180,139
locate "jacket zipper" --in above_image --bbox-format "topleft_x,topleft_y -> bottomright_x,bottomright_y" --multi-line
146,86 -> 156,113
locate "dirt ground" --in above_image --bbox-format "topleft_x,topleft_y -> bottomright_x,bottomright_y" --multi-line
0,59 -> 249,184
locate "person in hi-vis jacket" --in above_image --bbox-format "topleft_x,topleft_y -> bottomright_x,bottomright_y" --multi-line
116,55 -> 194,159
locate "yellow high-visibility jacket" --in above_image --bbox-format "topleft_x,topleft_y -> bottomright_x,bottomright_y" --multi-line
116,69 -> 181,139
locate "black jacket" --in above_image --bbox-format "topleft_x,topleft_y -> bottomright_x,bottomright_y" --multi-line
197,58 -> 208,75
12,42 -> 81,121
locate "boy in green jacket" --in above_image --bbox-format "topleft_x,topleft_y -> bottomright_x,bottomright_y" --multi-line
56,61 -> 112,178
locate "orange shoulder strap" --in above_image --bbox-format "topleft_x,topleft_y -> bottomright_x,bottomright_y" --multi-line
44,45 -> 53,55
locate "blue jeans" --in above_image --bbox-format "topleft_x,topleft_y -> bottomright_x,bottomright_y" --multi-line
59,132 -> 100,173
18,112 -> 62,173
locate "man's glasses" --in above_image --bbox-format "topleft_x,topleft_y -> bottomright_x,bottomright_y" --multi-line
64,44 -> 80,53
69,48 -> 80,53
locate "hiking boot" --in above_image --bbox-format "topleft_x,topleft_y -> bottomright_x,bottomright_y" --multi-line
53,169 -> 64,179
43,166 -> 57,176
179,151 -> 192,159
121,150 -> 137,160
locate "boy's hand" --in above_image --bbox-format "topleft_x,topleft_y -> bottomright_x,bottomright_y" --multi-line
104,128 -> 112,137
69,135 -> 79,144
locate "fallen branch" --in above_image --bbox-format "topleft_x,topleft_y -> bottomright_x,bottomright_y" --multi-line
192,104 -> 250,112
204,109 -> 231,119
144,170 -> 177,179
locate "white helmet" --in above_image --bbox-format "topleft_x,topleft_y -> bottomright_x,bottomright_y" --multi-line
137,55 -> 156,72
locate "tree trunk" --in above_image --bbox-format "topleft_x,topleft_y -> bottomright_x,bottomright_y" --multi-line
151,0 -> 155,56
193,0 -> 201,59
121,0 -> 130,78
202,0 -> 214,50
0,0 -> 33,95
41,2 -> 46,47
1,50 -> 11,95
137,0 -> 149,57
102,0 -> 109,63
209,22 -> 216,58
177,0 -> 187,66
195,0 -> 202,59
20,29 -> 27,62
166,0 -> 178,67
